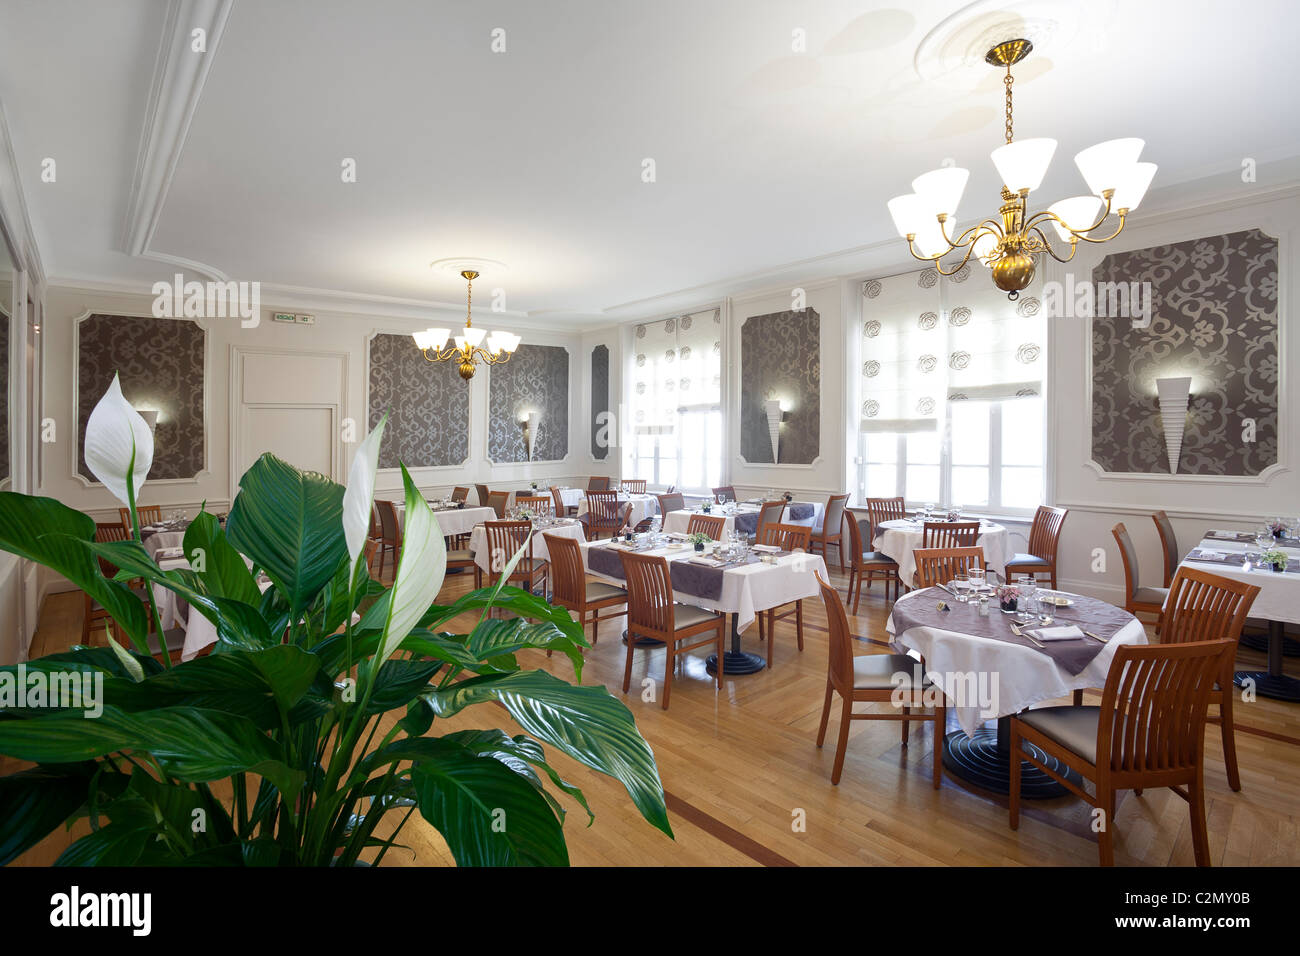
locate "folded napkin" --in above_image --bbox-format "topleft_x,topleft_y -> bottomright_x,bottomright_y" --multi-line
1188,548 -> 1228,559
751,544 -> 781,553
1026,625 -> 1086,642
157,547 -> 185,560
689,556 -> 725,567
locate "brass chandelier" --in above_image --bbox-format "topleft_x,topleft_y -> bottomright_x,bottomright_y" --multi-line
888,39 -> 1157,299
412,270 -> 520,380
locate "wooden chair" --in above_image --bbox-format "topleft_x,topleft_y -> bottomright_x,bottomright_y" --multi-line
582,490 -> 622,540
844,512 -> 900,611
450,486 -> 469,503
1112,522 -> 1168,630
686,513 -> 726,539
865,496 -> 907,527
752,500 -> 786,542
612,502 -> 635,537
83,522 -> 148,645
1004,505 -> 1068,588
913,547 -> 985,588
119,504 -> 162,534
621,479 -> 647,494
544,532 -> 627,644
549,485 -> 577,517
474,484 -> 491,508
587,476 -> 610,491
809,493 -> 850,571
516,494 -> 554,517
922,520 -> 981,548
712,485 -> 736,503
1158,567 -> 1260,792
373,499 -> 403,582
482,520 -> 548,598
1152,510 -> 1180,587
486,490 -> 511,519
363,538 -> 381,578
1009,638 -> 1235,866
656,492 -> 685,515
618,550 -> 725,710
368,502 -> 381,546
756,523 -> 810,667
814,572 -> 944,787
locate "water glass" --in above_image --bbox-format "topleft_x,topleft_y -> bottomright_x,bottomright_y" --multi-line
951,570 -> 970,603
968,566 -> 986,593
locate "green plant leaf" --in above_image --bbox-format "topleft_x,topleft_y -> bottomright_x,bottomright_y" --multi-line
226,452 -> 348,616
0,493 -> 148,647
395,737 -> 568,866
422,670 -> 671,839
462,618 -> 586,675
444,728 -> 594,826
0,763 -> 99,865
182,510 -> 261,605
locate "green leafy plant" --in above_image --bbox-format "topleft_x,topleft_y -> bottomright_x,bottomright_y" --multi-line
0,376 -> 671,866
687,532 -> 713,547
1261,548 -> 1288,571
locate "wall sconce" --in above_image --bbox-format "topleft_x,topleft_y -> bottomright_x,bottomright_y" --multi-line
763,399 -> 788,464
136,409 -> 160,432
1155,376 -> 1192,474
519,410 -> 539,461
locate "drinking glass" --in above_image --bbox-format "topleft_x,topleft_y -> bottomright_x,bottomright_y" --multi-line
951,570 -> 969,603
968,565 -> 986,594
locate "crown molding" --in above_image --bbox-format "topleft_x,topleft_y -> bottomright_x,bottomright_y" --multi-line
121,0 -> 234,278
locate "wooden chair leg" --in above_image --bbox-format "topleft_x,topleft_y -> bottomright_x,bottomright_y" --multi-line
765,610 -> 774,669
1073,689 -> 1084,706
1009,721 -> 1022,830
1189,772 -> 1211,866
795,600 -> 804,651
1219,687 -> 1241,792
933,704 -> 945,789
714,622 -> 725,689
901,705 -> 910,746
816,680 -> 834,747
622,632 -> 636,694
661,639 -> 674,710
831,695 -> 853,785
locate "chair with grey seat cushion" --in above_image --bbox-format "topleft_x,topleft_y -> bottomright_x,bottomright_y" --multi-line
1151,510 -> 1180,587
843,512 -> 900,610
1112,522 -> 1168,632
543,533 -> 626,647
1003,505 -> 1068,588
810,493 -> 850,571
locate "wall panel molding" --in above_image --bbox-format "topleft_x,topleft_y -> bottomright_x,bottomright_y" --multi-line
366,330 -> 470,471
486,343 -> 570,464
738,308 -> 820,465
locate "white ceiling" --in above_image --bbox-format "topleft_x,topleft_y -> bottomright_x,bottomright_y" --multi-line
3,0 -> 1300,325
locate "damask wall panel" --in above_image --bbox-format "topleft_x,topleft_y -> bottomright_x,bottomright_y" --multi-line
367,332 -> 469,469
76,314 -> 206,481
487,344 -> 569,462
590,344 -> 609,460
1090,229 -> 1278,475
740,309 -> 820,464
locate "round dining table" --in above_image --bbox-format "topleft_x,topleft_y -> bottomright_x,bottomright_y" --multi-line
873,516 -> 1011,585
886,584 -> 1147,797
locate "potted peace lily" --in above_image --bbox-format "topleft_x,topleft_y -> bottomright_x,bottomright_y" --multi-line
0,375 -> 672,866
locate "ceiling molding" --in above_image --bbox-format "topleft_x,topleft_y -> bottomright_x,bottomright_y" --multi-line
0,99 -> 46,289
121,0 -> 234,278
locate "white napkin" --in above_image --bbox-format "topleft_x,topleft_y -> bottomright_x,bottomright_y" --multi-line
1028,625 -> 1085,642
1191,549 -> 1228,559
689,557 -> 724,567
751,544 -> 781,553
156,547 -> 185,560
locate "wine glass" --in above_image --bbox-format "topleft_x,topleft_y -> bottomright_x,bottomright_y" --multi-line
950,569 -> 970,603
968,564 -> 986,594
1016,574 -> 1038,618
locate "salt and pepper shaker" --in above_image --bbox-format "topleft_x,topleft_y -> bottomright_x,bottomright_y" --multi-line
977,595 -> 990,617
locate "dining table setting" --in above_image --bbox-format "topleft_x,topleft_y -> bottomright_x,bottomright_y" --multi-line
872,508 -> 1011,585
575,491 -> 660,527
660,498 -> 823,537
466,514 -> 587,573
395,499 -> 496,537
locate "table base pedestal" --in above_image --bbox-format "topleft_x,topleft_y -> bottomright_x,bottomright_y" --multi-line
1233,671 -> 1300,702
1240,630 -> 1300,658
942,727 -> 1081,799
706,651 -> 764,676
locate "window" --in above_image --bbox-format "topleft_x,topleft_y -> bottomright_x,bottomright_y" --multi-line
858,268 -> 1046,515
625,308 -> 723,492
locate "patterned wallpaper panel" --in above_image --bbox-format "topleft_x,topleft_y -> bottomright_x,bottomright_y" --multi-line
488,344 -> 569,462
740,309 -> 820,464
1090,229 -> 1278,475
368,332 -> 469,468
590,344 -> 609,460
77,314 -> 206,481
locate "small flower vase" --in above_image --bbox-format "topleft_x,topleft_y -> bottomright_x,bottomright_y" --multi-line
999,596 -> 1018,613
694,542 -> 705,553
1273,561 -> 1286,573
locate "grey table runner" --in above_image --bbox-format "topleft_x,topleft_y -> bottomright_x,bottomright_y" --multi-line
587,543 -> 768,601
890,587 -> 1135,676
1187,548 -> 1300,573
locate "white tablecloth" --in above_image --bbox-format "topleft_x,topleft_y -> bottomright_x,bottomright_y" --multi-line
873,518 -> 1010,586
1181,535 -> 1300,625
152,554 -> 274,662
885,588 -> 1147,737
576,493 -> 659,527
467,518 -> 587,574
141,530 -> 186,559
580,540 -> 827,634
661,502 -> 822,538
395,504 -> 496,538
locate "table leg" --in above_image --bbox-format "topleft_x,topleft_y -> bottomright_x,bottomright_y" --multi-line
1234,620 -> 1300,702
706,613 -> 765,675
941,714 -> 1082,799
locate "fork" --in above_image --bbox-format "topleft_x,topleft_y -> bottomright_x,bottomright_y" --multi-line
1010,622 -> 1046,648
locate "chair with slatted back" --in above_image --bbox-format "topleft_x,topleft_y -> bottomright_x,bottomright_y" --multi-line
450,486 -> 469,503
474,484 -> 491,508
656,492 -> 684,516
1112,522 -> 1167,631
612,502 -> 635,537
618,550 -> 725,709
814,571 -> 944,787
549,485 -> 577,517
711,485 -> 736,504
866,496 -> 908,526
913,521 -> 983,586
1004,505 -> 1068,588
516,494 -> 553,517
809,493 -> 850,571
1157,567 -> 1259,792
756,523 -> 811,667
751,500 -> 786,543
844,512 -> 900,611
686,513 -> 726,539
120,505 -> 162,534
587,476 -> 610,491
83,522 -> 150,646
373,499 -> 403,582
545,532 -> 627,645
486,490 -> 510,519
1152,511 -> 1181,588
621,479 -> 647,494
913,547 -> 986,588
581,490 -> 621,540
483,520 -> 548,598
1010,638 -> 1235,866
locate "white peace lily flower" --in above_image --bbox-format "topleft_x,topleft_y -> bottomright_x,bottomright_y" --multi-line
84,373 -> 154,506
376,465 -> 447,668
342,413 -> 388,581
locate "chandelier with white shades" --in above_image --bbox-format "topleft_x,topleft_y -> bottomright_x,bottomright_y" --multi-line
887,38 -> 1157,300
412,269 -> 520,381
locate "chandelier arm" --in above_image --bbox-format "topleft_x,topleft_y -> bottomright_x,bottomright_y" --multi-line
1024,192 -> 1114,238
1028,226 -> 1080,263
904,236 -> 955,263
932,240 -> 981,276
422,345 -> 465,364
946,218 -> 1006,248
1067,212 -> 1128,244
